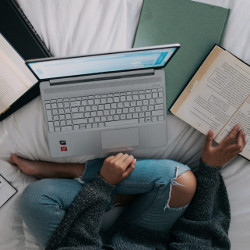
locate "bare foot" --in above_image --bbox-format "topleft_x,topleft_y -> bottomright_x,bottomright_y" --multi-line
10,154 -> 85,179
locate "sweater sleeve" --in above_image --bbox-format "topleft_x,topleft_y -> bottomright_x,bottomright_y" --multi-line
169,160 -> 231,250
46,175 -> 115,250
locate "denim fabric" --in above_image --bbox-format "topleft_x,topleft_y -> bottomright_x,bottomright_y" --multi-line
19,159 -> 190,247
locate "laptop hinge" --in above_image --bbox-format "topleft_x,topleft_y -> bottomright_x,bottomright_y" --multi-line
49,69 -> 155,86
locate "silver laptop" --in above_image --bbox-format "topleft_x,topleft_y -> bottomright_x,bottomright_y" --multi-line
26,44 -> 180,157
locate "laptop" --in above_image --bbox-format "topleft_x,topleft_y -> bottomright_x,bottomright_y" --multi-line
26,44 -> 180,157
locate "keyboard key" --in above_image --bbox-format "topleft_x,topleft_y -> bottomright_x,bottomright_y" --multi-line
60,120 -> 66,126
58,103 -> 64,108
155,104 -> 164,110
66,114 -> 71,120
52,109 -> 58,115
94,99 -> 100,104
80,124 -> 86,130
152,117 -> 158,122
152,93 -> 158,98
74,125 -> 80,130
45,104 -> 51,109
46,110 -> 52,121
66,120 -> 72,125
60,115 -> 65,120
71,101 -> 80,107
71,107 -> 78,113
48,122 -> 54,132
54,115 -> 59,121
99,123 -> 105,128
105,104 -> 111,109
107,97 -> 113,103
88,100 -> 94,105
133,113 -> 139,118
73,119 -> 87,125
54,121 -> 60,127
95,117 -> 100,122
97,111 -> 103,116
156,98 -> 164,104
86,124 -> 92,129
55,127 -> 60,132
105,119 -> 139,127
52,103 -> 57,109
152,110 -> 164,116
59,109 -> 64,115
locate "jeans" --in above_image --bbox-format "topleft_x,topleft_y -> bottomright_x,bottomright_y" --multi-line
19,159 -> 190,247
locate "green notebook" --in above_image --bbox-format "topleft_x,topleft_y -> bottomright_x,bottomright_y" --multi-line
133,0 -> 230,111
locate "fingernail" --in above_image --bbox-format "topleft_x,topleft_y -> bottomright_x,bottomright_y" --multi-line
129,155 -> 134,160
208,130 -> 213,136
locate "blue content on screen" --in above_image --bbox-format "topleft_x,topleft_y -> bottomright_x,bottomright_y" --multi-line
28,47 -> 177,80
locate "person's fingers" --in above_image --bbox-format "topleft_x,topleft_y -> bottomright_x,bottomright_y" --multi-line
112,153 -> 124,161
116,153 -> 128,162
227,144 -> 242,153
123,159 -> 136,177
237,129 -> 245,148
243,133 -> 247,142
121,155 -> 134,168
221,124 -> 240,146
204,130 -> 214,151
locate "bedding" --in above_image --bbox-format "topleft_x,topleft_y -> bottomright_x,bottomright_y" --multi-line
0,0 -> 249,249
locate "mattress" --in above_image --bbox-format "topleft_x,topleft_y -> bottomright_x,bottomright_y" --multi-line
0,0 -> 249,249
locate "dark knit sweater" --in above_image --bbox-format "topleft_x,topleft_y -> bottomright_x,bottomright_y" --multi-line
46,161 -> 231,250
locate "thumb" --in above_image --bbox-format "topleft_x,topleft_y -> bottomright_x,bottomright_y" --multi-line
204,130 -> 214,150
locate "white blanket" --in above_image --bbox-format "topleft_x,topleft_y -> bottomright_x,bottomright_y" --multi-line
0,0 -> 249,249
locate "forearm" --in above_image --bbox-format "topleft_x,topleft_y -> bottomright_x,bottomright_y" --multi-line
170,160 -> 231,249
46,175 -> 114,250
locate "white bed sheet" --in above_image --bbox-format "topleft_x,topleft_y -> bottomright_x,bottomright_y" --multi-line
0,0 -> 249,249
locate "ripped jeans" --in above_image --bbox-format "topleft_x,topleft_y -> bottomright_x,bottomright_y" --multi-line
19,158 -> 190,247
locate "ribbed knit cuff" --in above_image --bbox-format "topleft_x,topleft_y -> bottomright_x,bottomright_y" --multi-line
199,159 -> 221,177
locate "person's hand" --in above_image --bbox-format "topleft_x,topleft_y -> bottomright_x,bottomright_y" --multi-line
201,124 -> 246,167
100,153 -> 136,185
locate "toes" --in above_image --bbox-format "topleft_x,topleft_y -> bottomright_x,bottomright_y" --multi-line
10,154 -> 19,165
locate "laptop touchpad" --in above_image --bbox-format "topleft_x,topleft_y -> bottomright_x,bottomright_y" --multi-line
101,128 -> 139,149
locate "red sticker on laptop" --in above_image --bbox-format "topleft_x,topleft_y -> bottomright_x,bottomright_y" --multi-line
60,146 -> 68,152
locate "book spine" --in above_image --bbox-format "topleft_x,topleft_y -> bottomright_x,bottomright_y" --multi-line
10,0 -> 53,57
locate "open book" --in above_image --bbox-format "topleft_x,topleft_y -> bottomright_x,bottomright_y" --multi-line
171,45 -> 250,160
0,33 -> 37,115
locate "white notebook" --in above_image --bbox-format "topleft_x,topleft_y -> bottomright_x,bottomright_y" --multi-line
0,174 -> 17,208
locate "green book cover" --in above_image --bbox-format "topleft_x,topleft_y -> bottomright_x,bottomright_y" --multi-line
133,0 -> 230,111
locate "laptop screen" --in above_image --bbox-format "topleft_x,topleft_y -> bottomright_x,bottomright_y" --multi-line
26,45 -> 179,80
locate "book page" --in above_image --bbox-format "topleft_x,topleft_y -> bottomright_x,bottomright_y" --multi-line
172,46 -> 250,137
0,34 -> 37,87
0,174 -> 17,208
0,60 -> 28,114
0,34 -> 37,114
215,95 -> 250,159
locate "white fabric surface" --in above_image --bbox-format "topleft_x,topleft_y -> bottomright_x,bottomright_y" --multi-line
0,0 -> 249,249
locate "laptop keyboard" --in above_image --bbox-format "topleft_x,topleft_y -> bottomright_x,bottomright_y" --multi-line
44,87 -> 165,133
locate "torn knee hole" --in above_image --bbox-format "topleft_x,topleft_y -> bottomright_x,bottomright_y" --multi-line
167,170 -> 196,208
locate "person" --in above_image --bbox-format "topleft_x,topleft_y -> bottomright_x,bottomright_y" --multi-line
13,124 -> 246,249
